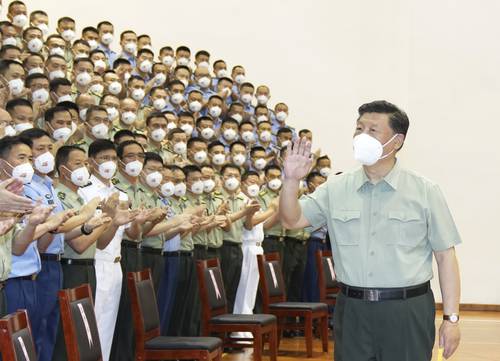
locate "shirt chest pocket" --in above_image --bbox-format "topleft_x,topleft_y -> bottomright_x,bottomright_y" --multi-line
387,211 -> 427,247
331,210 -> 361,246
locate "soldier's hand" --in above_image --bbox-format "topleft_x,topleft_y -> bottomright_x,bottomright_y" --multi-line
47,209 -> 75,232
102,192 -> 120,217
439,321 -> 460,359
244,199 -> 261,215
0,178 -> 34,213
79,197 -> 100,218
85,214 -> 112,232
112,208 -> 139,226
27,204 -> 54,226
270,197 -> 279,211
215,200 -> 229,215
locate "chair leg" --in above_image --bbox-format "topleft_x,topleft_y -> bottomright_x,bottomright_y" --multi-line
253,330 -> 263,361
305,313 -> 313,358
270,324 -> 278,361
321,314 -> 329,352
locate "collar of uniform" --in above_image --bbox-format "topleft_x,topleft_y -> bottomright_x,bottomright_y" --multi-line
32,172 -> 53,187
89,174 -> 112,190
355,160 -> 401,191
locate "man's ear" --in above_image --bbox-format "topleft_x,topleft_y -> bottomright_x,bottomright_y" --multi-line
395,134 -> 405,151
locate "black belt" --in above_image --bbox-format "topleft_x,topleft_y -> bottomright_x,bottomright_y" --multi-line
141,246 -> 164,255
340,282 -> 431,302
285,236 -> 308,245
40,253 -> 62,261
61,258 -> 95,266
264,235 -> 285,242
122,240 -> 141,249
165,251 -> 193,257
222,240 -> 241,247
309,237 -> 327,244
194,244 -> 208,251
0,280 -> 5,290
10,274 -> 37,281
207,247 -> 220,252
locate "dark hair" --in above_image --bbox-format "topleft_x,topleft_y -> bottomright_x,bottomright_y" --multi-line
112,58 -> 131,69
264,164 -> 281,176
25,73 -> 49,88
213,59 -> 226,68
242,170 -> 259,182
178,112 -> 194,120
240,82 -> 254,90
19,128 -> 51,141
357,100 -> 410,138
168,128 -> 185,140
82,26 -> 98,34
187,137 -> 206,149
57,101 -> 79,112
137,48 -> 153,57
298,129 -> 311,137
22,26 -> 42,39
144,151 -> 163,166
221,163 -> 241,176
55,145 -> 85,173
116,140 -> 143,159
50,77 -> 72,92
113,129 -> 135,143
0,136 -> 32,159
230,141 -> 246,152
145,112 -> 166,127
208,140 -> 224,152
159,46 -> 173,53
196,116 -> 212,127
57,16 -> 75,26
45,106 -> 71,123
317,155 -> 330,162
221,118 -> 238,127
88,139 -> 115,158
89,49 -> 105,58
168,79 -> 184,89
176,45 -> 191,54
195,50 -> 210,59
134,132 -> 147,141
165,164 -> 182,172
97,21 -> 113,30
306,171 -> 324,185
182,164 -> 201,178
86,105 -> 107,120
277,127 -> 292,136
6,98 -> 32,113
137,34 -> 150,41
73,57 -> 94,68
0,59 -> 22,75
120,29 -> 136,41
208,94 -> 223,103
250,146 -> 266,157
238,121 -> 254,130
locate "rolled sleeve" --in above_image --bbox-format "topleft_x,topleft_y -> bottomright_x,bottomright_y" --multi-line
299,183 -> 329,231
427,183 -> 462,251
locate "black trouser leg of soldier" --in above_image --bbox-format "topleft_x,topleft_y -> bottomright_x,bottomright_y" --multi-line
334,285 -> 435,361
206,247 -> 220,261
110,245 -> 143,361
220,241 -> 243,313
262,235 -> 284,260
0,285 -> 6,317
194,245 -> 208,260
142,249 -> 165,293
287,240 -> 307,303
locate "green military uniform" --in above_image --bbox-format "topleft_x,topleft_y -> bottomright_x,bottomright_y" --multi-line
204,191 -> 225,259
258,188 -> 286,258
163,148 -> 189,167
71,133 -> 94,152
220,188 -> 247,312
299,162 -> 462,361
185,192 -> 208,260
146,142 -> 171,165
0,226 -> 16,317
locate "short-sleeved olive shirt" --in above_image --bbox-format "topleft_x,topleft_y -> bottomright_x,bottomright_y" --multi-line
221,189 -> 248,244
171,196 -> 194,251
299,162 -> 462,288
0,226 -> 17,281
205,191 -> 225,248
259,188 -> 285,237
140,187 -> 165,249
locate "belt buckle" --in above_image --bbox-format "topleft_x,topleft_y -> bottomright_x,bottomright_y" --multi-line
365,289 -> 380,302
256,242 -> 262,247
113,256 -> 121,263
31,274 -> 37,281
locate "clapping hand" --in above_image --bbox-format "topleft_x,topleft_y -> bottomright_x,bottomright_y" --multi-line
0,178 -> 34,214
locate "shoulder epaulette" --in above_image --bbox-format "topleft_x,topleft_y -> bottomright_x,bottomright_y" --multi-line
57,191 -> 65,200
111,177 -> 119,185
80,181 -> 92,188
259,190 -> 267,197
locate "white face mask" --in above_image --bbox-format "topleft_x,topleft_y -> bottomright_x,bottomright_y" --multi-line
319,167 -> 331,177
231,113 -> 243,123
193,150 -> 207,164
34,151 -> 55,174
131,88 -> 145,101
89,83 -> 104,95
180,124 -> 193,136
257,95 -> 269,105
50,47 -> 65,57
246,183 -> 260,198
87,39 -> 98,50
152,98 -> 167,111
223,128 -> 237,141
49,69 -> 66,81
13,14 -> 28,27
121,111 -> 137,125
108,81 -> 122,95
209,106 -> 222,118
170,92 -> 184,105
27,38 -> 43,52
241,131 -> 255,143
188,101 -> 202,113
241,93 -> 253,104
197,76 -> 211,88
96,160 -> 117,179
268,178 -> 282,191
232,153 -> 246,166
161,181 -> 175,197
75,72 -> 92,86
200,127 -> 214,140
151,128 -> 167,142
101,32 -> 114,45
29,88 -> 47,104
68,166 -> 90,187
94,59 -> 107,72
217,69 -> 228,78
177,57 -> 190,66
179,78 -> 189,87
259,130 -> 272,143
124,41 -> 137,54
61,29 -> 76,42
173,142 -> 187,155
8,78 -> 24,96
124,160 -> 143,177
174,182 -> 187,197
190,180 -> 204,195
58,94 -> 73,103
212,153 -> 225,166
52,127 -> 72,142
28,67 -> 44,75
11,162 -> 34,184
106,107 -> 119,120
235,74 -> 246,84
139,60 -> 152,73
145,171 -> 162,188
91,123 -> 109,139
37,23 -> 50,37
4,125 -> 16,137
167,122 -> 177,131
224,177 -> 240,191
2,37 -> 17,46
162,55 -> 174,66
353,133 -> 399,166
197,61 -> 210,69
14,122 -> 33,133
154,73 -> 167,86
254,158 -> 267,170
257,115 -> 268,123
276,111 -> 288,122
203,179 -> 215,193
281,140 -> 291,148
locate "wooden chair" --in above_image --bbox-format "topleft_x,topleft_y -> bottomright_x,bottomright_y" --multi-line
0,310 -> 37,361
257,252 -> 329,358
315,250 -> 340,306
58,284 -> 102,361
196,258 -> 278,361
127,269 -> 223,361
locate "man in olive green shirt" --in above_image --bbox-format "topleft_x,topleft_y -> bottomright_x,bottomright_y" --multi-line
280,101 -> 462,361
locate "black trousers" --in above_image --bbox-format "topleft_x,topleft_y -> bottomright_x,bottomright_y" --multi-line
0,286 -> 5,318
282,238 -> 307,302
206,247 -> 220,261
334,289 -> 436,361
262,236 -> 284,261
219,241 -> 243,313
109,246 -> 143,361
141,250 -> 165,293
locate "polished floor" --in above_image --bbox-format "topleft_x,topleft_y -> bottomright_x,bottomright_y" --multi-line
223,311 -> 500,360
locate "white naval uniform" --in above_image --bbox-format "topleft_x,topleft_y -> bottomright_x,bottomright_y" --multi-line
233,220 -> 265,339
78,175 -> 129,361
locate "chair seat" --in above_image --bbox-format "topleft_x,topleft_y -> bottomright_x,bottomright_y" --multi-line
326,293 -> 338,299
210,313 -> 276,325
145,336 -> 222,351
269,302 -> 328,311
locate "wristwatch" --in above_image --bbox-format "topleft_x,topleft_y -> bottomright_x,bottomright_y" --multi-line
443,313 -> 460,323
81,223 -> 93,235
